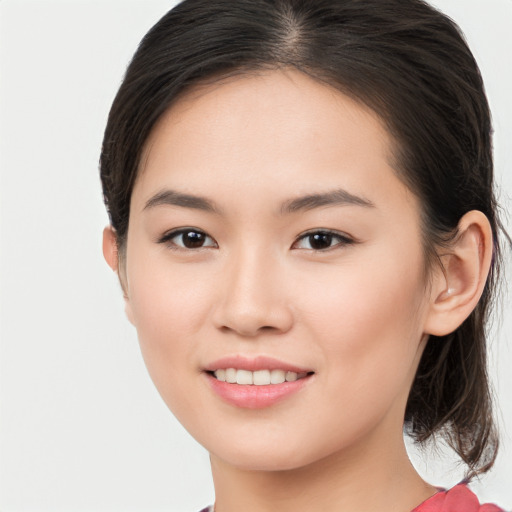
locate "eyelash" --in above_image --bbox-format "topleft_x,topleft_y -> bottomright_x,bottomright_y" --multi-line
158,228 -> 217,250
292,230 -> 356,251
158,228 -> 356,253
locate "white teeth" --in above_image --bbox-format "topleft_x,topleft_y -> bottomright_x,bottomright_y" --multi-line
285,371 -> 297,382
214,369 -> 226,382
213,368 -> 306,385
253,370 -> 271,385
236,369 -> 253,385
225,368 -> 237,383
270,369 -> 286,384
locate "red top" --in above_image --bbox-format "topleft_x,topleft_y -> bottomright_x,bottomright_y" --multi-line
199,484 -> 505,512
412,484 -> 504,512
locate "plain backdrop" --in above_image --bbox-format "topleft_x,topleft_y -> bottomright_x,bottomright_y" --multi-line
0,1 -> 511,511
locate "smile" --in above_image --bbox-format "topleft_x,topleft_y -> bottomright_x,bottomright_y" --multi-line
212,368 -> 309,385
204,357 -> 314,409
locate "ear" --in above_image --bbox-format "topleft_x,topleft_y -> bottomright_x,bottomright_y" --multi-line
424,210 -> 493,336
102,226 -> 135,325
102,226 -> 119,272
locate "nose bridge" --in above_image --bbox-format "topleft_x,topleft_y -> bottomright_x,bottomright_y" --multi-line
214,242 -> 292,336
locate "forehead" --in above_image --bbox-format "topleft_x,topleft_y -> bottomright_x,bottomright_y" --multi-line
134,68 -> 411,215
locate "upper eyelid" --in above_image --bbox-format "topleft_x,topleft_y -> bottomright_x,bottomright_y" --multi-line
296,228 -> 352,238
294,229 -> 355,242
292,229 -> 355,249
159,227 -> 209,238
158,227 -> 217,246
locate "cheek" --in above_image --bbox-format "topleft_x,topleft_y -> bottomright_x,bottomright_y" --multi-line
298,245 -> 428,399
125,249 -> 216,378
125,258 -> 221,420
303,249 -> 424,330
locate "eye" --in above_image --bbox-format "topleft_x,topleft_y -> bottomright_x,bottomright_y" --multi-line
158,228 -> 217,250
292,230 -> 355,251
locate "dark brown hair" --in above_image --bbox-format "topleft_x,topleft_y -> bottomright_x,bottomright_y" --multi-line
100,0 -> 508,476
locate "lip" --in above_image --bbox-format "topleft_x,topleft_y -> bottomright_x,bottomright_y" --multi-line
204,355 -> 312,373
203,355 -> 314,409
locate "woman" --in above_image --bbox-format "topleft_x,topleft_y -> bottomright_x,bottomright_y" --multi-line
100,1 -> 509,510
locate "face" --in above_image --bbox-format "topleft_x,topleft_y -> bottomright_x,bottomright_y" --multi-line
120,69 -> 435,471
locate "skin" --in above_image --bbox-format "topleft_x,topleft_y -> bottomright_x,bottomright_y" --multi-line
103,69 -> 493,512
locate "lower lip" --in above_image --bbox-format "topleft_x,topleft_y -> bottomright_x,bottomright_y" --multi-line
205,373 -> 311,409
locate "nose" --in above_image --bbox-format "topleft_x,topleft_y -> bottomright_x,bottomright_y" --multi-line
212,247 -> 294,337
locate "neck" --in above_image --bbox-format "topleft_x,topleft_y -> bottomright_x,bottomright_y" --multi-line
210,430 -> 436,512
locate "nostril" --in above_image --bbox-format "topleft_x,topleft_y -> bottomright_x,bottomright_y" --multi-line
218,323 -> 278,337
212,295 -> 294,336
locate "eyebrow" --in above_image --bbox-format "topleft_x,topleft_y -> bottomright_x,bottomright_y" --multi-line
143,187 -> 374,215
280,189 -> 374,214
144,189 -> 222,214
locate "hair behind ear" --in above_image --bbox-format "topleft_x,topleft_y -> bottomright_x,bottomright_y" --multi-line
406,319 -> 499,476
405,211 -> 499,477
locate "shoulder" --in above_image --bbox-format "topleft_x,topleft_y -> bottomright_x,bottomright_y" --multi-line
413,484 -> 505,512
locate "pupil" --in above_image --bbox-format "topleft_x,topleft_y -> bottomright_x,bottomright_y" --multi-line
310,233 -> 332,250
183,231 -> 205,248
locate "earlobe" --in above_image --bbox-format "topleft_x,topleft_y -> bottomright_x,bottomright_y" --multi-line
102,226 -> 119,272
424,210 -> 493,337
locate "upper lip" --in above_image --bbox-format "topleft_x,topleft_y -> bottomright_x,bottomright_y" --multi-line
204,355 -> 313,373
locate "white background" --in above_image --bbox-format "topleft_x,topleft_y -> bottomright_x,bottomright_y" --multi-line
0,1 -> 510,511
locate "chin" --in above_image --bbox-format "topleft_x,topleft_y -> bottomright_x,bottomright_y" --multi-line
218,452 -> 310,472
206,433 -> 339,473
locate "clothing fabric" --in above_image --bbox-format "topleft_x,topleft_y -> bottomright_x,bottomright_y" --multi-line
199,483 -> 505,512
412,483 -> 504,512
